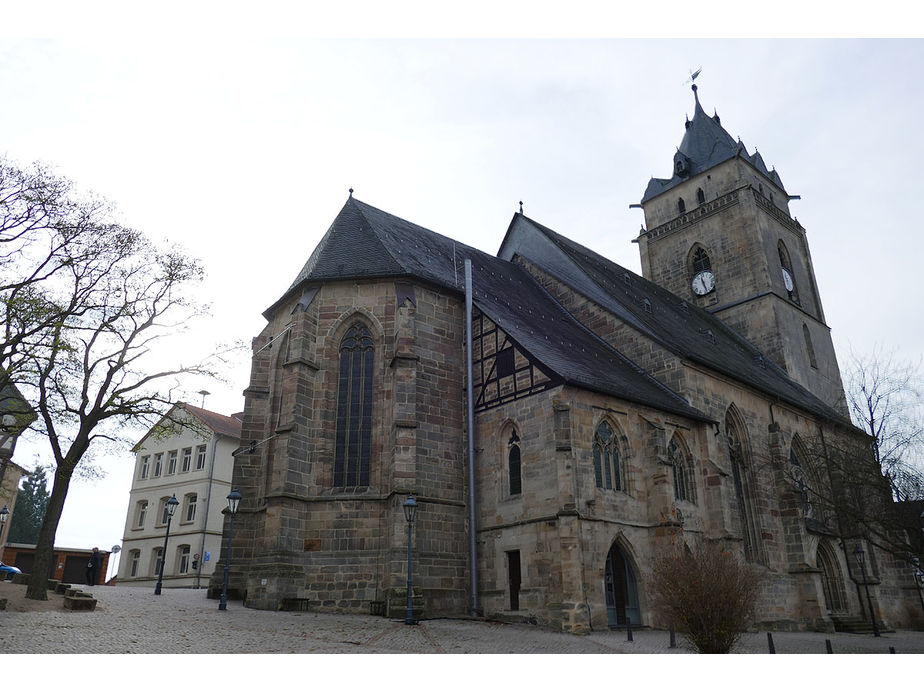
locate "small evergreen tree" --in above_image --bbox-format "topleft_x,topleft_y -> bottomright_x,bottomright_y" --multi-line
7,466 -> 50,545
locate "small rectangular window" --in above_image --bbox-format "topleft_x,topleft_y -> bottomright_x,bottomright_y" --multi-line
129,551 -> 139,577
140,455 -> 149,479
184,494 -> 197,523
178,546 -> 190,574
167,450 -> 177,474
196,445 -> 207,470
496,347 -> 515,378
181,448 -> 192,473
153,453 -> 163,477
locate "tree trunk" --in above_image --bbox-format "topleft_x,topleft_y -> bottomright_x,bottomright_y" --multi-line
24,464 -> 73,600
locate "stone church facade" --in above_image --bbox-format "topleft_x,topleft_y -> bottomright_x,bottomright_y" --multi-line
211,86 -> 923,633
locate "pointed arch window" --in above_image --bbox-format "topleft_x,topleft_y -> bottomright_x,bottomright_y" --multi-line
668,435 -> 695,503
726,411 -> 760,562
803,323 -> 818,369
593,420 -> 624,492
508,429 -> 522,496
778,241 -> 800,305
333,323 -> 375,487
692,247 -> 711,275
677,197 -> 686,214
696,187 -> 706,204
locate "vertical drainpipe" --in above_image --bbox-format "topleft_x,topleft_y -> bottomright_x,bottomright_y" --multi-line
465,259 -> 479,616
195,431 -> 220,589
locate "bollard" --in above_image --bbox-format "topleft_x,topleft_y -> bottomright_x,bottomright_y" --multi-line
626,616 -> 633,642
767,632 -> 775,654
669,623 -> 676,649
889,646 -> 896,654
825,639 -> 833,654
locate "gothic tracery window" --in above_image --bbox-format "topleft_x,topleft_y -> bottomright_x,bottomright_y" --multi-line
726,411 -> 760,563
333,322 -> 375,487
668,434 -> 695,503
593,420 -> 624,492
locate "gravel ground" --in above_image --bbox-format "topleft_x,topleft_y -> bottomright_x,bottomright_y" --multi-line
2,582 -> 922,655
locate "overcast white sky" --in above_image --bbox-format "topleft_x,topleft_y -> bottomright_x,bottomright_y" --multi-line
2,10 -> 923,580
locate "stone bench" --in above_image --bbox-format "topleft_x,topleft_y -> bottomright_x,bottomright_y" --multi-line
55,583 -> 73,595
64,595 -> 97,611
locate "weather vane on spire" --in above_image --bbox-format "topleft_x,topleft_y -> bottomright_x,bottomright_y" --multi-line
683,67 -> 702,86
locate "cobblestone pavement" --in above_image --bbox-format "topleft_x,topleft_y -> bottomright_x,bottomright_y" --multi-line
2,584 -> 923,655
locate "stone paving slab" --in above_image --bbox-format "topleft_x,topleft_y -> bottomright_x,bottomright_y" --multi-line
1,584 -> 922,655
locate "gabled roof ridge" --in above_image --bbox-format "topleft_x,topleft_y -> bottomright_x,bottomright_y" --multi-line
518,270 -> 710,420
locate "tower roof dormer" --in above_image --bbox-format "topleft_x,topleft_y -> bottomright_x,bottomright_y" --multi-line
642,84 -> 786,203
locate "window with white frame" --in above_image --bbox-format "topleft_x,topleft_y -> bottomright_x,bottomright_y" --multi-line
196,445 -> 207,470
129,550 -> 140,577
158,497 -> 171,525
152,547 -> 163,576
134,500 -> 148,529
181,447 -> 192,473
178,545 -> 191,574
167,450 -> 177,474
183,493 -> 197,523
153,453 -> 163,477
140,455 -> 149,479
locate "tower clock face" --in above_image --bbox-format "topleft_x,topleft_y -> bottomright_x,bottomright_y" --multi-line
692,270 -> 715,296
781,268 -> 794,292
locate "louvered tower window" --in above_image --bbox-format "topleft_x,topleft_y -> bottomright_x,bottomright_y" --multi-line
334,323 -> 375,486
692,247 -> 711,274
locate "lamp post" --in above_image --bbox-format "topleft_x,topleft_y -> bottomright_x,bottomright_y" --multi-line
403,494 -> 418,625
853,543 -> 880,637
219,488 -> 242,611
154,495 -> 179,595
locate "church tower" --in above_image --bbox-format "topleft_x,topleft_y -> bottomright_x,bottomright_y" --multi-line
634,84 -> 846,411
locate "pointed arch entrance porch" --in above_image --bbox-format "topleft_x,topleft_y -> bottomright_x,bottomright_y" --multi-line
604,542 -> 641,627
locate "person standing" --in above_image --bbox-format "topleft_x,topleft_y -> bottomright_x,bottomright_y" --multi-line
86,547 -> 102,586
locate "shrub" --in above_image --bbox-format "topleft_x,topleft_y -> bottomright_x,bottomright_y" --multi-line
648,541 -> 763,653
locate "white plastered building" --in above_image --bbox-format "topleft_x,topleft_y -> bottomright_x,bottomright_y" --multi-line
119,403 -> 242,588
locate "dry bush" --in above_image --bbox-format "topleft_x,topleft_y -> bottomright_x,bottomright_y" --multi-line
648,541 -> 763,654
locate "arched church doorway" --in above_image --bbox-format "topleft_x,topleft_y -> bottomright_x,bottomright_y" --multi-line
604,543 -> 641,627
817,542 -> 848,614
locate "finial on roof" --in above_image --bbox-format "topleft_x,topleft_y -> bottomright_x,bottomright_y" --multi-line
685,114 -> 691,130
713,109 -> 720,125
349,188 -> 353,198
519,200 -> 523,214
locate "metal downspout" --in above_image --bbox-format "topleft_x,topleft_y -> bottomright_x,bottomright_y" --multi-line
465,259 -> 479,616
195,432 -> 221,589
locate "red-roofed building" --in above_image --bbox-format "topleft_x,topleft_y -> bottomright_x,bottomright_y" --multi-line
118,402 -> 242,589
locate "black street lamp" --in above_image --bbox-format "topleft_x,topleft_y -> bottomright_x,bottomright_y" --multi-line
853,543 -> 880,637
403,494 -> 418,626
219,488 -> 242,611
154,494 -> 179,595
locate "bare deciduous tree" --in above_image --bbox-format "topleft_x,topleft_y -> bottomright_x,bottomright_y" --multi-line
0,156 -> 231,601
845,347 -> 924,502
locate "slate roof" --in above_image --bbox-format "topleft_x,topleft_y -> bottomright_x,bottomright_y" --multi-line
507,213 -> 849,425
275,197 -> 711,422
642,85 -> 786,203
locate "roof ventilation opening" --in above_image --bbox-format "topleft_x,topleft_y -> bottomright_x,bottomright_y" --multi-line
643,298 -> 652,314
699,328 -> 716,344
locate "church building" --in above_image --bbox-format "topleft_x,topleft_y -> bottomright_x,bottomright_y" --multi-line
212,85 -> 923,633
